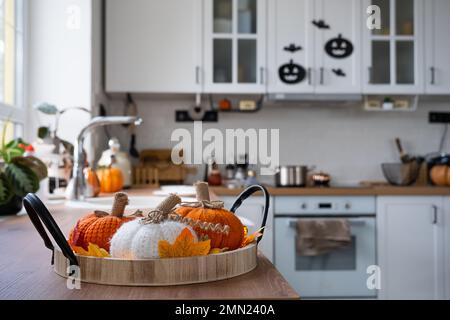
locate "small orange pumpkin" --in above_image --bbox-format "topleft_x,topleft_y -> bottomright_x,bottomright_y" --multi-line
84,167 -> 101,197
175,182 -> 245,250
430,165 -> 450,186
97,166 -> 124,193
69,193 -> 135,251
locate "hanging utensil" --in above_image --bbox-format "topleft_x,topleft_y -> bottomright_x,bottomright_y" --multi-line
123,93 -> 140,158
188,93 -> 205,121
395,138 -> 412,163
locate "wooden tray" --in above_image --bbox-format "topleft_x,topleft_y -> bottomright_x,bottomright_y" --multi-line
53,244 -> 257,286
23,185 -> 270,287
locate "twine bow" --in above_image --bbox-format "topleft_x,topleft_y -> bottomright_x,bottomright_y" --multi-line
140,193 -> 181,225
179,200 -> 225,209
140,209 -> 168,224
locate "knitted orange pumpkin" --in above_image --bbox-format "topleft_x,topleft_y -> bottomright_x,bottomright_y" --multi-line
69,193 -> 135,251
175,182 -> 244,250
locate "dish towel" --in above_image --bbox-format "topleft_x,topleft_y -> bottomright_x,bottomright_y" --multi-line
295,219 -> 351,256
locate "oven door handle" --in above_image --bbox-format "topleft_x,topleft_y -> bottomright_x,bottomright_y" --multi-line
288,218 -> 367,228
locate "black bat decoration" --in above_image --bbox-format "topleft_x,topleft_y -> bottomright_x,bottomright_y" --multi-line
312,19 -> 330,29
283,43 -> 302,53
332,68 -> 346,77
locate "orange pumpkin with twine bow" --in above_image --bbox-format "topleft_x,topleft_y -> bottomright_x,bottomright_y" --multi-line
174,182 -> 245,250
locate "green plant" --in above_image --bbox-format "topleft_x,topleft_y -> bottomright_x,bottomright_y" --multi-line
0,122 -> 48,206
34,102 -> 88,156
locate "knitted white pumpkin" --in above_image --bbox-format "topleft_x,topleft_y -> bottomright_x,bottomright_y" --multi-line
110,194 -> 197,259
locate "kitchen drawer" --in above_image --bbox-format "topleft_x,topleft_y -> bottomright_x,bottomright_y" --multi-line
274,196 -> 376,215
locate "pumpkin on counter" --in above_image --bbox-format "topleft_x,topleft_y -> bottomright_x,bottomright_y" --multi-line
69,192 -> 136,251
175,182 -> 245,250
110,194 -> 197,259
84,166 -> 101,197
430,165 -> 450,186
97,165 -> 123,193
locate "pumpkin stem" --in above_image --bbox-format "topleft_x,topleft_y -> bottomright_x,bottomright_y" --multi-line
111,192 -> 129,217
156,193 -> 181,214
195,181 -> 210,201
142,194 -> 181,224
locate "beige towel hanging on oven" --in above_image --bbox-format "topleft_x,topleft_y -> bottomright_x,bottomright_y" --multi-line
296,219 -> 351,256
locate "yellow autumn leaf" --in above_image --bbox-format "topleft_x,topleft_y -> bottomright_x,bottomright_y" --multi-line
209,247 -> 229,255
158,227 -> 211,258
71,243 -> 109,258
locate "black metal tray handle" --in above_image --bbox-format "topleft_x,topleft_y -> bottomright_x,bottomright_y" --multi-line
23,193 -> 79,267
229,184 -> 270,244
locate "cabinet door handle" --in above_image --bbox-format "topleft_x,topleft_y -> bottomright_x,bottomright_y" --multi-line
432,205 -> 438,224
307,68 -> 312,85
260,67 -> 265,84
195,66 -> 201,84
430,67 -> 436,85
320,67 -> 324,85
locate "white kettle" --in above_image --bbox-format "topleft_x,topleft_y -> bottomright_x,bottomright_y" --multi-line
97,138 -> 133,188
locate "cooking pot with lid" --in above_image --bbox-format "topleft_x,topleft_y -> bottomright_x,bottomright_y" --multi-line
275,165 -> 314,187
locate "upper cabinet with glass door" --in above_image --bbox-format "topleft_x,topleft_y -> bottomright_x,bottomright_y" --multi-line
424,0 -> 450,94
362,0 -> 424,94
203,0 -> 267,93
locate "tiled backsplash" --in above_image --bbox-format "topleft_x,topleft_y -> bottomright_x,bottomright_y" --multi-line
100,97 -> 450,186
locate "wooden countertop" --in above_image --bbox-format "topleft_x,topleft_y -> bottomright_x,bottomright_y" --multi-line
211,186 -> 450,196
0,202 -> 299,300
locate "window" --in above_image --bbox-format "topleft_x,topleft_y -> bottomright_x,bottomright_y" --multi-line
0,0 -> 25,143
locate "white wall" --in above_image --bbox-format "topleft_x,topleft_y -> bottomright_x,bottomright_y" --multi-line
27,0 -> 93,148
102,97 -> 450,186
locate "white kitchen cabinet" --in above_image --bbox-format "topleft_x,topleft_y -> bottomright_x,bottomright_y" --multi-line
377,196 -> 445,299
221,196 -> 274,262
424,0 -> 450,94
362,0 -> 425,94
203,0 -> 267,93
314,0 -> 362,93
445,197 -> 450,300
105,0 -> 202,93
267,0 -> 361,94
267,0 -> 315,93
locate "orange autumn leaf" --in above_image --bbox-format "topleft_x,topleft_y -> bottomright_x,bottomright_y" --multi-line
240,227 -> 264,248
71,242 -> 109,258
158,227 -> 211,258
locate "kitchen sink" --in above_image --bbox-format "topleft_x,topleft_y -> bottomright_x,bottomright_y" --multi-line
65,195 -> 195,210
65,196 -> 255,227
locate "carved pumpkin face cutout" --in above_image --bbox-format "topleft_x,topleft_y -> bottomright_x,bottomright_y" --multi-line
325,34 -> 353,59
278,60 -> 306,84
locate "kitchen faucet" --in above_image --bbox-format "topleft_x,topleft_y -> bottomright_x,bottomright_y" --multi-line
66,116 -> 143,200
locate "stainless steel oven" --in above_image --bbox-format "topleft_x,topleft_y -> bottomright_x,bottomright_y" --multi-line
274,196 -> 377,298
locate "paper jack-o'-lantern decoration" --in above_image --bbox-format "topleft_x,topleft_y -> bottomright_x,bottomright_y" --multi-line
325,34 -> 354,59
278,59 -> 306,84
